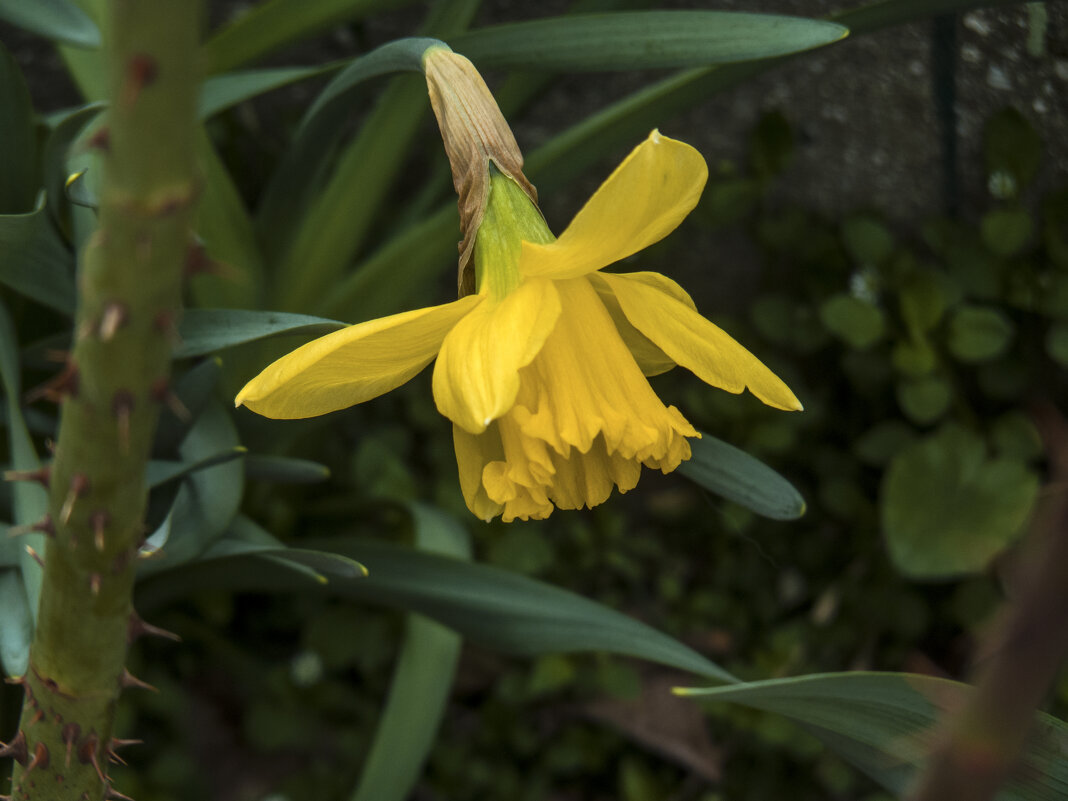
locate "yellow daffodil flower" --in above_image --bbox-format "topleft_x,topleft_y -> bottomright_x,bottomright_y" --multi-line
236,130 -> 801,521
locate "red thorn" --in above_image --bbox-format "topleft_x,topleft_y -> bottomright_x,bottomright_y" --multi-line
89,573 -> 102,596
7,515 -> 55,539
4,466 -> 50,489
24,545 -> 44,569
112,390 -> 135,454
99,302 -> 128,341
62,722 -> 80,769
122,54 -> 157,106
128,611 -> 180,644
25,742 -> 49,773
90,510 -> 109,553
150,378 -> 190,421
106,786 -> 135,801
77,733 -> 107,783
0,730 -> 28,765
119,669 -> 157,693
184,240 -> 216,277
109,738 -> 141,751
29,709 -> 43,726
86,126 -> 110,152
60,473 -> 90,525
25,361 -> 79,404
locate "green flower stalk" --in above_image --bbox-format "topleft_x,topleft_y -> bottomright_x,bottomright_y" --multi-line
4,2 -> 202,799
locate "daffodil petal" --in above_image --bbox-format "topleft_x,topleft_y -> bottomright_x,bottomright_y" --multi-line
433,278 -> 561,434
520,131 -> 707,279
452,424 -> 505,522
236,295 -> 481,419
600,272 -> 803,411
590,271 -> 696,376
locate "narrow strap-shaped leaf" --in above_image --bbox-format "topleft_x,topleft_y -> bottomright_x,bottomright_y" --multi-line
198,63 -> 340,119
349,504 -> 469,801
190,129 -> 266,309
0,0 -> 100,48
244,454 -> 331,484
0,42 -> 38,215
0,300 -> 46,621
677,432 -> 805,520
0,571 -> 32,676
175,308 -> 345,357
450,12 -> 847,71
203,0 -> 419,74
146,447 -> 248,489
138,534 -> 735,682
0,194 -> 76,315
676,671 -> 1068,800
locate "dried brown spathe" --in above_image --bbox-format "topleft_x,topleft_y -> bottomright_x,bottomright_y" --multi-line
423,46 -> 538,296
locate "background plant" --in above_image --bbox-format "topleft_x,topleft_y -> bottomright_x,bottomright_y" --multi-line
0,1 -> 1066,800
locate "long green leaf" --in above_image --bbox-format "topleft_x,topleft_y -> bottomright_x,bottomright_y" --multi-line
146,447 -> 248,490
198,63 -> 340,119
0,301 -> 46,623
138,535 -> 734,682
190,129 -> 265,309
0,194 -> 76,315
203,0 -> 417,74
350,505 -> 469,801
0,0 -> 100,48
0,571 -> 32,676
677,432 -> 805,520
450,12 -> 847,71
176,308 -> 344,357
676,672 -> 1068,800
0,42 -> 37,215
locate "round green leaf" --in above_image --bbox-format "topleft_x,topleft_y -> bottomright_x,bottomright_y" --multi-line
881,424 -> 1038,579
1046,321 -> 1068,367
819,293 -> 886,349
990,411 -> 1043,461
896,376 -> 951,425
947,305 -> 1014,362
854,420 -> 917,466
891,339 -> 937,376
981,207 -> 1034,257
841,215 -> 894,266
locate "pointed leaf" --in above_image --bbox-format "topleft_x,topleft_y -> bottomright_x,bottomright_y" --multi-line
0,0 -> 100,48
0,194 -> 76,314
244,454 -> 331,484
175,309 -> 345,358
676,432 -> 805,520
146,447 -> 248,489
351,504 -> 468,801
450,12 -> 848,71
139,535 -> 733,682
676,671 -> 1068,800
199,64 -> 338,119
0,570 -> 31,676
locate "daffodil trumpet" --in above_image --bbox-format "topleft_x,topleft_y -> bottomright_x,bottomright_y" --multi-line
237,131 -> 801,521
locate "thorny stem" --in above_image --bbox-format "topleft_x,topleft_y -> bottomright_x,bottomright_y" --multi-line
907,404 -> 1068,801
4,2 -> 201,800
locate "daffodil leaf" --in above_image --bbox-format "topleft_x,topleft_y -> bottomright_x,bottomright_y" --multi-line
677,433 -> 805,521
0,570 -> 32,676
450,12 -> 847,71
198,63 -> 340,119
0,0 -> 100,49
244,454 -> 331,485
881,424 -> 1039,579
175,309 -> 345,358
139,399 -> 244,575
202,0 -> 420,75
197,516 -> 367,584
137,532 -> 733,682
0,42 -> 37,215
0,194 -> 76,315
190,130 -> 265,309
351,504 -> 468,801
146,447 -> 249,490
676,672 -> 1068,800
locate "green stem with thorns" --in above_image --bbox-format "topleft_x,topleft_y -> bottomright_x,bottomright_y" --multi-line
4,2 -> 201,799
